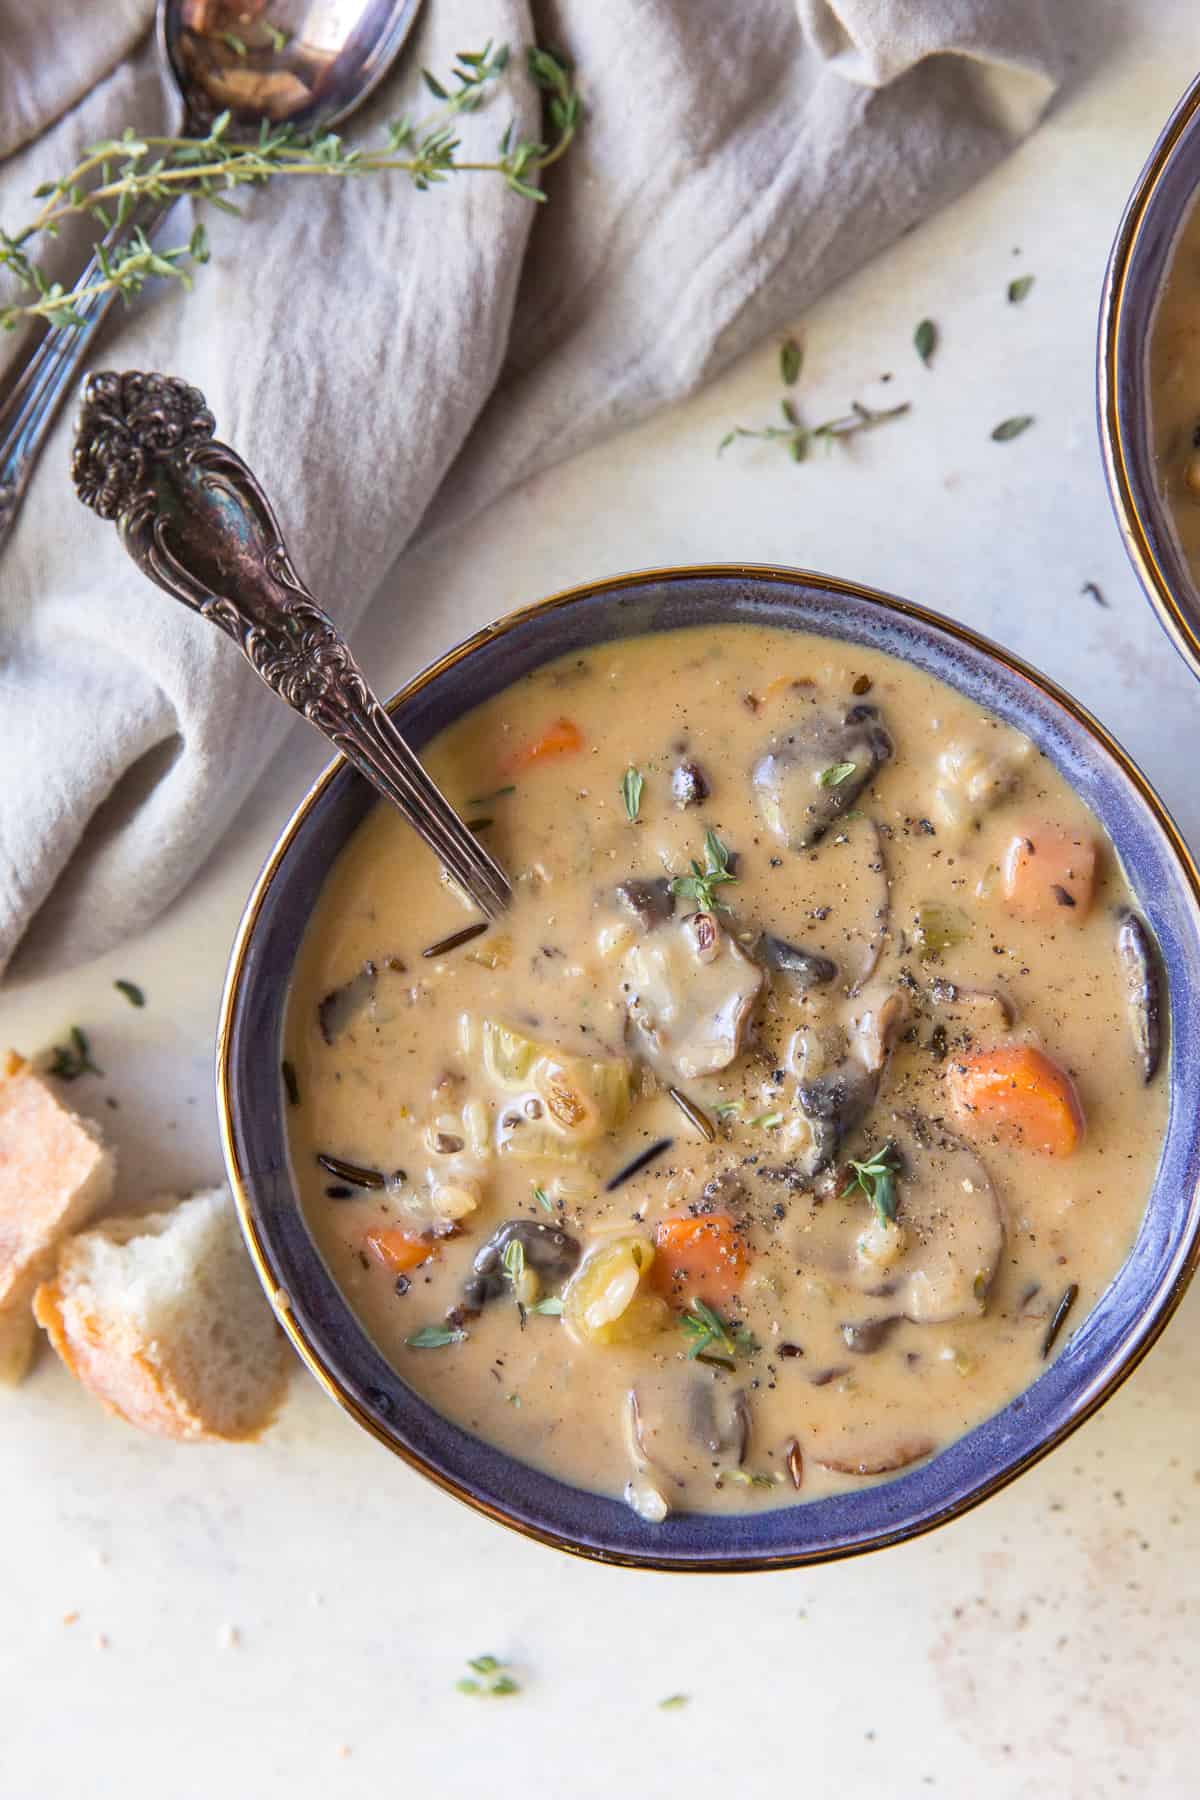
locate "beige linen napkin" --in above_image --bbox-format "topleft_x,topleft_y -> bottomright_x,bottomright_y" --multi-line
0,0 -> 1073,978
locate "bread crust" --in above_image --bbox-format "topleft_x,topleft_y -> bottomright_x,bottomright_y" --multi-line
34,1193 -> 290,1441
0,1056 -> 115,1385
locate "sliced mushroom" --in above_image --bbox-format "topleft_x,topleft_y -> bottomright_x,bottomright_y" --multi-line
811,1436 -> 935,1476
459,1219 -> 581,1312
316,962 -> 378,1044
688,1383 -> 752,1462
839,1316 -> 900,1355
758,933 -> 838,991
791,985 -> 910,1176
623,1388 -> 682,1522
752,701 -> 893,849
789,1117 -> 1004,1326
623,913 -> 765,1081
672,762 -> 709,808
1116,909 -> 1163,1083
616,877 -> 676,930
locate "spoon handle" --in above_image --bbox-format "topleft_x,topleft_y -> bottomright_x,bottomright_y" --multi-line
0,197 -> 176,555
71,369 -> 512,921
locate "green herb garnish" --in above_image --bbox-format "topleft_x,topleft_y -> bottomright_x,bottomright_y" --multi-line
527,1296 -> 564,1316
818,760 -> 857,788
46,1027 -> 102,1081
622,766 -> 645,821
780,337 -> 803,385
265,23 -> 291,51
719,399 -> 910,464
749,1110 -> 785,1129
991,415 -> 1034,442
406,1324 -> 468,1349
1007,274 -> 1035,304
670,828 -> 738,914
113,979 -> 145,1007
681,1299 -> 758,1367
842,1142 -> 902,1226
716,1468 -> 778,1489
1,44 -> 580,332
714,1100 -> 743,1118
502,1237 -> 526,1285
914,318 -> 937,365
457,1654 -> 520,1697
532,1184 -> 553,1212
659,1694 -> 690,1711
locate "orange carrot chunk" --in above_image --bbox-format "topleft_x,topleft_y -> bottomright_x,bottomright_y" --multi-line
364,1227 -> 436,1274
1002,820 -> 1097,923
948,1045 -> 1084,1157
652,1213 -> 748,1305
504,717 -> 584,773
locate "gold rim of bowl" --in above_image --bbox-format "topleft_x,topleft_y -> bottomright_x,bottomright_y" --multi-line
1099,71 -> 1200,678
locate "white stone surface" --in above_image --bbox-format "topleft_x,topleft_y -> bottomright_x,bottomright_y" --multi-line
3,7 -> 1199,1796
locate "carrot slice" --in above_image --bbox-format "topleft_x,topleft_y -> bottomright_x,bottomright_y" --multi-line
364,1227 -> 436,1274
948,1045 -> 1084,1157
651,1213 -> 748,1305
504,717 -> 584,773
1002,820 -> 1097,923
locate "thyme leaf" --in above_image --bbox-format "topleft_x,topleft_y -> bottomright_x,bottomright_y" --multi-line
914,318 -> 937,365
527,1296 -> 564,1316
991,415 -> 1035,442
457,1654 -> 520,1697
659,1694 -> 690,1710
113,979 -> 145,1007
46,1027 -> 102,1081
780,336 -> 803,385
532,1184 -> 553,1212
818,760 -> 857,787
406,1324 -> 467,1348
669,829 -> 738,914
842,1142 -> 901,1226
1007,274 -> 1035,304
622,766 -> 645,821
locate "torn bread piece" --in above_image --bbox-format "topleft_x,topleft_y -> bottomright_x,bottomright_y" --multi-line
35,1186 -> 291,1441
0,1052 -> 116,1385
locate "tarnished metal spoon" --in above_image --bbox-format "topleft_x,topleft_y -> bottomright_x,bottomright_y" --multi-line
0,0 -> 424,551
71,368 -> 511,920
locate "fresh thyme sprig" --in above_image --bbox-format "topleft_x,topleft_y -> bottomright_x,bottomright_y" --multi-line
842,1141 -> 902,1226
0,43 -> 580,331
670,828 -> 737,914
681,1298 -> 759,1367
719,396 -> 911,464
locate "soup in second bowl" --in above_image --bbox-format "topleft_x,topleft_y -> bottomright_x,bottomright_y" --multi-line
283,623 -> 1165,1518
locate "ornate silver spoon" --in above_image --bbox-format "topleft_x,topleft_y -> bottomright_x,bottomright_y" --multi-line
71,368 -> 511,920
0,0 -> 424,551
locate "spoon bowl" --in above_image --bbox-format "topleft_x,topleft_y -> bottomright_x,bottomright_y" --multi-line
162,0 -> 425,136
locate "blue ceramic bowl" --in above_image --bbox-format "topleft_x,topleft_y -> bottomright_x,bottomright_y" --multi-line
1100,71 -> 1200,679
218,566 -> 1200,1570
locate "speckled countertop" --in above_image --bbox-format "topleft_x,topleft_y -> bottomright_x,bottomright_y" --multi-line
3,6 -> 1199,1797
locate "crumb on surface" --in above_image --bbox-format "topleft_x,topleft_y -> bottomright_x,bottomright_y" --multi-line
61,1611 -> 79,1626
337,1745 -> 352,1760
94,1633 -> 109,1651
220,1624 -> 241,1650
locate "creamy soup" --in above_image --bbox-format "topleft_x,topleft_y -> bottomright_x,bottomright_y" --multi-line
284,624 -> 1165,1518
1150,191 -> 1200,571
